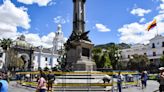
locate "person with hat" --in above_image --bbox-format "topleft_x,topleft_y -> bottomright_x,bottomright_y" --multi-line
159,67 -> 164,92
141,71 -> 148,89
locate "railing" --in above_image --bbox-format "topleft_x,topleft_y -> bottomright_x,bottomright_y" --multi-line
16,71 -> 139,92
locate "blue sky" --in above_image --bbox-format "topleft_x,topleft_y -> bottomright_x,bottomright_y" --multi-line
0,0 -> 164,47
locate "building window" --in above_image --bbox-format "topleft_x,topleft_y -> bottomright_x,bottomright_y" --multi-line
152,43 -> 155,48
163,51 -> 164,55
45,57 -> 48,61
0,53 -> 3,57
144,53 -> 147,56
33,56 -> 35,60
153,52 -> 156,56
162,42 -> 164,47
128,55 -> 130,58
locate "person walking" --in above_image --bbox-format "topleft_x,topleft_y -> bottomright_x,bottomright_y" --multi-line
0,71 -> 8,92
117,71 -> 123,92
37,72 -> 47,92
47,70 -> 55,92
159,67 -> 164,92
141,71 -> 148,89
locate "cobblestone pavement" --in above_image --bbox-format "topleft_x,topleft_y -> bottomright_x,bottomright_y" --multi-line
8,81 -> 35,92
8,80 -> 159,92
122,80 -> 159,92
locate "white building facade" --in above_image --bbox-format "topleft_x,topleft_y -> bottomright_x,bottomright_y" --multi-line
0,25 -> 66,70
0,47 -> 5,69
33,24 -> 66,70
33,47 -> 59,70
120,35 -> 164,67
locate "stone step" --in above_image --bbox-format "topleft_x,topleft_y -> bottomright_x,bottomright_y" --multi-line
53,86 -> 112,92
55,79 -> 104,83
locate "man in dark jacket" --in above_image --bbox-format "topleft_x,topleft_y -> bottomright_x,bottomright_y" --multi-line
47,70 -> 55,92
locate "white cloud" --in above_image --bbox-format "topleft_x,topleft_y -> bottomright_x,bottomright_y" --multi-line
0,1 -> 64,48
118,0 -> 164,44
160,3 -> 164,9
118,17 -> 164,44
95,24 -> 111,32
54,16 -> 70,24
139,18 -> 146,23
0,0 -> 30,33
25,32 -> 55,48
25,31 -> 67,48
17,0 -> 52,6
48,1 -> 56,6
158,0 -> 164,13
130,8 -> 151,16
0,31 -> 65,48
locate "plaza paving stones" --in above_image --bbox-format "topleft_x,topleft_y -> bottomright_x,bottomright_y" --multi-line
8,80 -> 159,92
122,80 -> 160,92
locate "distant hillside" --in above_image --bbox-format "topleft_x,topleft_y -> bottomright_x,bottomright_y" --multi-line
94,42 -> 131,49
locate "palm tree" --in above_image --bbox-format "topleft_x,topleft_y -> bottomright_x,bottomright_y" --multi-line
0,38 -> 13,50
0,38 -> 13,71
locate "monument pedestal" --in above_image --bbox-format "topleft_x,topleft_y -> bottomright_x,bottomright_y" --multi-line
66,40 -> 96,71
74,58 -> 96,71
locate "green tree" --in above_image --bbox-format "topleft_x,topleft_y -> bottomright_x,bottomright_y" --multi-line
127,54 -> 149,72
92,48 -> 102,68
0,38 -> 13,71
92,48 -> 112,69
107,44 -> 119,70
7,49 -> 24,71
44,67 -> 49,71
0,38 -> 13,50
101,52 -> 111,68
160,55 -> 164,66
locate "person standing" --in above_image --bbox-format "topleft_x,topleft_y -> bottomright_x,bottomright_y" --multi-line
141,71 -> 148,89
143,71 -> 148,88
37,72 -> 47,92
47,70 -> 55,92
117,71 -> 123,92
0,71 -> 8,92
159,67 -> 164,92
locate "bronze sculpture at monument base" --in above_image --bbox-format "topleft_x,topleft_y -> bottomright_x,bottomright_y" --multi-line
66,40 -> 96,71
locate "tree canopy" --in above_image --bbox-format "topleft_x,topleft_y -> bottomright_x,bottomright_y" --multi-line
0,38 -> 13,50
127,54 -> 149,72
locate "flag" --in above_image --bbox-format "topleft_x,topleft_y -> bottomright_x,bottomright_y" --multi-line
147,19 -> 157,31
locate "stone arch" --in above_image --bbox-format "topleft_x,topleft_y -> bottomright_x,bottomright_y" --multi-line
18,53 -> 30,70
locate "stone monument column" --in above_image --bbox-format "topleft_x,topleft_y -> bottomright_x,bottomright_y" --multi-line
65,0 -> 96,71
73,0 -> 85,34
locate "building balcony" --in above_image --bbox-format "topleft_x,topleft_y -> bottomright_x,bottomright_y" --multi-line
147,54 -> 163,59
121,54 -> 163,61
